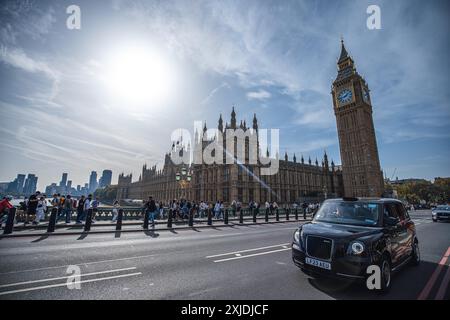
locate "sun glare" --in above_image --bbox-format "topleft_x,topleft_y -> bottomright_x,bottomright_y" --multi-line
103,45 -> 174,106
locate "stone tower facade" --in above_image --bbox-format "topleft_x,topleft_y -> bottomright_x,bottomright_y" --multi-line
331,40 -> 384,197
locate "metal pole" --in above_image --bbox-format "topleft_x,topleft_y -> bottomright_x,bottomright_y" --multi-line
84,208 -> 93,232
207,208 -> 212,226
143,209 -> 149,229
3,207 -> 16,235
265,208 -> 269,222
239,208 -> 244,224
167,209 -> 173,228
224,208 -> 228,224
252,207 -> 257,223
188,209 -> 194,227
115,208 -> 123,231
47,207 -> 57,233
286,208 -> 290,220
276,208 -> 279,221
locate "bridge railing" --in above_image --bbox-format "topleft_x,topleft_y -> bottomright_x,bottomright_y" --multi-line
2,206 -> 314,235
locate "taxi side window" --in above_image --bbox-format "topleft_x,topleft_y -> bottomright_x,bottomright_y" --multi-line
395,203 -> 407,221
385,203 -> 398,219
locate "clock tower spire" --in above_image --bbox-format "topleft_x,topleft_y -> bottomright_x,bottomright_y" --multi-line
331,39 -> 384,197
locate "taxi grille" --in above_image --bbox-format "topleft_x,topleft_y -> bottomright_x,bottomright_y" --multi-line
306,236 -> 332,260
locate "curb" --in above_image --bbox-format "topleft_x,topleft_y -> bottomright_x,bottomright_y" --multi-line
0,219 -> 310,238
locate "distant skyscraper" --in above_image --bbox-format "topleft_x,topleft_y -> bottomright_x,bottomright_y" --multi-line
60,173 -> 68,188
17,174 -> 26,194
77,185 -> 81,192
8,174 -> 26,194
99,170 -> 112,188
67,180 -> 72,190
89,171 -> 98,192
23,174 -> 38,195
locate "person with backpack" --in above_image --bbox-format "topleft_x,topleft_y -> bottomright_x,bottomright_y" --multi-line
63,195 -> 73,223
144,196 -> 157,227
24,191 -> 40,225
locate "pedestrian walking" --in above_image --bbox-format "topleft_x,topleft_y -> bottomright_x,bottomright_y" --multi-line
25,191 -> 40,225
63,195 -> 73,223
33,196 -> 47,225
144,196 -> 157,227
112,200 -> 120,222
76,195 -> 86,223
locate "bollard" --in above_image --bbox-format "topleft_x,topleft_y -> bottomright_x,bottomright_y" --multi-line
143,209 -> 149,229
252,208 -> 257,223
84,208 -> 93,232
115,208 -> 123,231
47,207 -> 58,233
295,208 -> 298,220
224,208 -> 228,224
286,208 -> 290,220
207,208 -> 212,226
265,208 -> 269,222
303,209 -> 307,220
188,209 -> 194,227
239,209 -> 244,224
167,209 -> 173,228
276,208 -> 279,221
3,207 -> 16,235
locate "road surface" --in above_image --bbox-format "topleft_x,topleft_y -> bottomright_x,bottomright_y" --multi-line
0,210 -> 448,300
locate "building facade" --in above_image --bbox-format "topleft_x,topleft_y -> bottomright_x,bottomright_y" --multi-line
117,108 -> 344,205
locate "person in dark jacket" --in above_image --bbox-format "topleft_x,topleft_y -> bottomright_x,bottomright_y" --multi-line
145,196 -> 157,227
25,191 -> 40,225
76,195 -> 86,224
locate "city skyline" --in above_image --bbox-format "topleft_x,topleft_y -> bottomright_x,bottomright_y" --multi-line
1,0 -> 449,189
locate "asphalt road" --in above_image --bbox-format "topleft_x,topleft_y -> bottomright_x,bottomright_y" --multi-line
0,210 -> 448,300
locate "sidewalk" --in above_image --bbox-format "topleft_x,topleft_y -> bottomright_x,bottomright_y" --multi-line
1,216 -> 311,238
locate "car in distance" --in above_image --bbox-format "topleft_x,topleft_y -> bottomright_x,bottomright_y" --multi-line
432,205 -> 450,222
292,197 -> 420,292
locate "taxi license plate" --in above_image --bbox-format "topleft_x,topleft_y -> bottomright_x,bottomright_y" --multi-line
305,257 -> 331,270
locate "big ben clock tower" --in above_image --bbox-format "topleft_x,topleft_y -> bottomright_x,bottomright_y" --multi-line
332,39 -> 384,197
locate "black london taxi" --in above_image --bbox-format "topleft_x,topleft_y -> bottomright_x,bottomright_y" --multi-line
292,198 -> 420,292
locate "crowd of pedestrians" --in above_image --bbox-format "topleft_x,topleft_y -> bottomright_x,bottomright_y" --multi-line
0,190 -> 321,229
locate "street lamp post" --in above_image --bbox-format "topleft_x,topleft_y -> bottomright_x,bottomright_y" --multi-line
176,166 -> 192,200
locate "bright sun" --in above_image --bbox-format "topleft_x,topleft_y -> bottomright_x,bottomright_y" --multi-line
103,45 -> 174,106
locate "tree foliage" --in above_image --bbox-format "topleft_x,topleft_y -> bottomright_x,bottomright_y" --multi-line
94,185 -> 118,201
392,178 -> 450,204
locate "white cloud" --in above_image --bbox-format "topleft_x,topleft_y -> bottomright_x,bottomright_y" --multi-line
246,89 -> 271,101
0,46 -> 55,77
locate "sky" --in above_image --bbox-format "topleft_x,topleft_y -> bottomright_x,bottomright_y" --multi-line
0,0 -> 449,190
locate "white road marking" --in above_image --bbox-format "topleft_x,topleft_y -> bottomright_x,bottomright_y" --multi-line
0,267 -> 137,288
0,254 -> 155,275
0,272 -> 142,296
213,247 -> 291,263
205,243 -> 290,258
235,254 -> 241,257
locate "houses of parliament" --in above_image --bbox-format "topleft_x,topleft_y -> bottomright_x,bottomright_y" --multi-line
116,40 -> 384,204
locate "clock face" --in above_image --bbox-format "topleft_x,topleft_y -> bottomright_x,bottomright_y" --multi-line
363,88 -> 370,102
337,89 -> 353,104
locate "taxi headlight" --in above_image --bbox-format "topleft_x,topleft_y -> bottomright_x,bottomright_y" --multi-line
350,241 -> 365,255
294,229 -> 300,243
